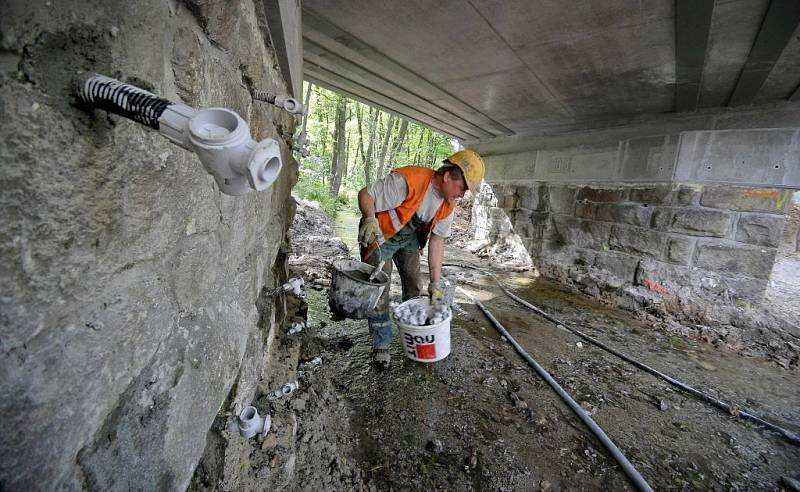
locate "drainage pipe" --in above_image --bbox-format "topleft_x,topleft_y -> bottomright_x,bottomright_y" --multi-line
457,286 -> 654,492
492,278 -> 800,446
251,88 -> 305,115
75,73 -> 282,196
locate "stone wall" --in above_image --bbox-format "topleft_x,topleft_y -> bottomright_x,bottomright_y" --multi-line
477,181 -> 795,331
0,1 -> 299,490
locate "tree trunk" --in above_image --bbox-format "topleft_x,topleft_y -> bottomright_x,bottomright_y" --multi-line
355,105 -> 368,185
300,82 -> 313,137
389,119 -> 409,170
376,114 -> 396,179
412,127 -> 426,164
360,107 -> 379,185
329,95 -> 348,196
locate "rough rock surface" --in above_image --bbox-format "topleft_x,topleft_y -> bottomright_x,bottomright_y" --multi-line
0,1 -> 297,490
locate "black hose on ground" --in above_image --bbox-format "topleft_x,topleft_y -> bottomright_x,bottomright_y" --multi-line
457,286 -> 655,492
441,262 -> 800,445
491,278 -> 800,446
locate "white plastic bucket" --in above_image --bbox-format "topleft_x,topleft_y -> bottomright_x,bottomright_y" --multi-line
392,297 -> 452,363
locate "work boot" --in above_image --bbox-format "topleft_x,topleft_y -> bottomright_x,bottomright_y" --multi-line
372,349 -> 390,370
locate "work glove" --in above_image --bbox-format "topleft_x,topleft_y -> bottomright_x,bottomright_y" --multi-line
358,216 -> 381,246
428,280 -> 444,305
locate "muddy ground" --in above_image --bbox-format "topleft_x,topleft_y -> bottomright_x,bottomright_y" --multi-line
204,200 -> 800,491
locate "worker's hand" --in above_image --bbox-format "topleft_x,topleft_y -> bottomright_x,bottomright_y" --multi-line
428,281 -> 444,304
358,216 -> 381,246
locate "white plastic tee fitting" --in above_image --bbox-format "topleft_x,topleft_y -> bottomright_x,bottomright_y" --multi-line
159,105 -> 282,196
288,320 -> 305,335
267,381 -> 299,400
282,277 -> 305,298
238,405 -> 271,439
274,95 -> 304,115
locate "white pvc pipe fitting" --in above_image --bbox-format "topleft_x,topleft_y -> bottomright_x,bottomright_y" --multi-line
159,105 -> 282,196
288,320 -> 305,335
274,95 -> 304,115
238,405 -> 271,439
267,380 -> 299,400
282,277 -> 305,298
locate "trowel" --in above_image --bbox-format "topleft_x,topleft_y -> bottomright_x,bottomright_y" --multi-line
365,238 -> 385,282
368,260 -> 386,282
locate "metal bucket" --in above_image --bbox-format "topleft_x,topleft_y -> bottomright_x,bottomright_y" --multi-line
328,259 -> 389,319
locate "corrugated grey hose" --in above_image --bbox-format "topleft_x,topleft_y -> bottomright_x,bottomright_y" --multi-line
457,286 -> 655,492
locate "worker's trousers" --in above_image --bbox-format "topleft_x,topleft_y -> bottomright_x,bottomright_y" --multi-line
360,220 -> 423,350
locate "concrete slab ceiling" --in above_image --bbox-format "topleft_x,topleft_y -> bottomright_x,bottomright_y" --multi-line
302,0 -> 800,141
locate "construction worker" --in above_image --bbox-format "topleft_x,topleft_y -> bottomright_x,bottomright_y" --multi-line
357,149 -> 486,369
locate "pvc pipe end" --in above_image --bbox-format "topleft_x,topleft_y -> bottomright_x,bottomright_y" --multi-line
247,139 -> 282,191
238,405 -> 270,439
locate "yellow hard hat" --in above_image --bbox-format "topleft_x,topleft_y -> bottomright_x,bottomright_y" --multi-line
446,149 -> 485,191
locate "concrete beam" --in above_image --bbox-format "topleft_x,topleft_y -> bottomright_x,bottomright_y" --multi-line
304,38 -> 494,138
729,0 -> 800,106
675,0 -> 714,112
302,6 -> 513,137
674,128 -> 800,186
304,70 -> 466,139
262,0 -> 303,97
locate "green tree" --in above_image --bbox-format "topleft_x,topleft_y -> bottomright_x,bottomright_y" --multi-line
296,82 -> 457,217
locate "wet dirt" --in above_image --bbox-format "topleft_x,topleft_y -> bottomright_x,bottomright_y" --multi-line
234,200 -> 800,491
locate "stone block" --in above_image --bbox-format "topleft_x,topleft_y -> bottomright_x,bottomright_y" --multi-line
547,185 -> 576,214
677,185 -> 701,205
609,225 -> 665,258
543,215 -> 571,250
652,208 -> 733,237
700,187 -> 793,214
509,208 -> 534,237
547,216 -> 611,250
500,193 -> 516,210
576,186 -> 627,203
735,213 -> 786,248
595,203 -> 653,227
693,241 -> 777,279
575,202 -> 596,219
516,184 -> 547,211
666,236 -> 694,265
573,220 -> 613,250
634,259 -> 692,294
629,185 -> 674,205
593,251 -> 638,284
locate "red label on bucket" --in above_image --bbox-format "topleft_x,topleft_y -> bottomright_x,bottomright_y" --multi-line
415,343 -> 437,359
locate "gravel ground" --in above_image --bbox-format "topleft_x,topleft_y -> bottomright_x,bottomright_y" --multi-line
199,199 -> 800,491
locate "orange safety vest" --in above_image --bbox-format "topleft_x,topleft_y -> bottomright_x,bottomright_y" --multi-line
376,166 -> 455,243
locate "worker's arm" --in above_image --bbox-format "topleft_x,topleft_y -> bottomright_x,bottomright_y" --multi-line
357,187 -> 381,247
358,187 -> 376,218
427,233 -> 445,286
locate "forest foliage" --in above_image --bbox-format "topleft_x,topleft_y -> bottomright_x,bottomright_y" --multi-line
295,82 -> 457,216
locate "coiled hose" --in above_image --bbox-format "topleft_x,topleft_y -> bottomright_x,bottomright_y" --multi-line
457,286 -> 655,492
75,73 -> 173,129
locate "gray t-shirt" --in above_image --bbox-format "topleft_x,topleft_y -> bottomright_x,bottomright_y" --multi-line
367,171 -> 454,237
